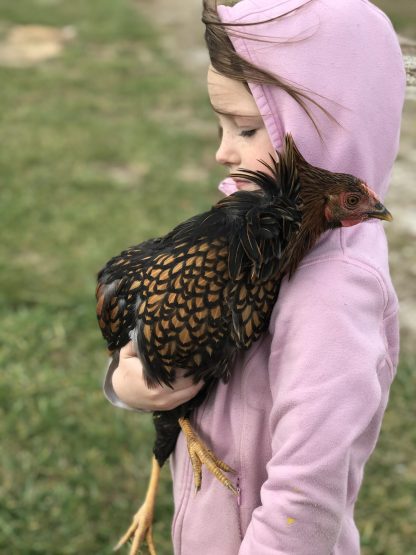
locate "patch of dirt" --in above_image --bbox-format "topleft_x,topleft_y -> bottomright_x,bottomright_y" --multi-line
0,25 -> 76,67
140,0 -> 416,354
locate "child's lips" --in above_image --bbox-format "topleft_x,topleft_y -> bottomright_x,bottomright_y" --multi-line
234,179 -> 249,190
234,179 -> 260,191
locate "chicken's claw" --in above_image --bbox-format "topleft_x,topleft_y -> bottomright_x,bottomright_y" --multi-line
113,503 -> 156,555
178,417 -> 238,495
114,456 -> 160,555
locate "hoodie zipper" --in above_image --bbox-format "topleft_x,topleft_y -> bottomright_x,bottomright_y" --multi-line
235,475 -> 244,541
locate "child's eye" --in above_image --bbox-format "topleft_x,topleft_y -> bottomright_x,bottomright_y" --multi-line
240,129 -> 257,138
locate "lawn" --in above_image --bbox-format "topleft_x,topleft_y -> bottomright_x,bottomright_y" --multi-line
0,1 -> 414,554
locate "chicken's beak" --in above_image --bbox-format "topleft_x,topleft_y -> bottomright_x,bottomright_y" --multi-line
367,202 -> 393,222
361,182 -> 393,222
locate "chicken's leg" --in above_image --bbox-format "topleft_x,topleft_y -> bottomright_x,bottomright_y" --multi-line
114,455 -> 160,555
178,417 -> 237,495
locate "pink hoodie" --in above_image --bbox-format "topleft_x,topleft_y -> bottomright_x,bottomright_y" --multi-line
170,1 -> 405,554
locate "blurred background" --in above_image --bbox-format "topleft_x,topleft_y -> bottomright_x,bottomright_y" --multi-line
0,1 -> 414,553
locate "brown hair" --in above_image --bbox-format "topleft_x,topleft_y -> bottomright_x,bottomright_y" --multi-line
202,0 -> 334,133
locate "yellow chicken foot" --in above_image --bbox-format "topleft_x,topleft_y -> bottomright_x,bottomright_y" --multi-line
114,455 -> 160,555
178,417 -> 238,495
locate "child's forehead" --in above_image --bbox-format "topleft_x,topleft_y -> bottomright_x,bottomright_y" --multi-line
207,66 -> 261,118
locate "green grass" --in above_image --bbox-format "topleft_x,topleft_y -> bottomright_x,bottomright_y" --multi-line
356,359 -> 416,555
0,1 -> 217,553
0,0 -> 415,554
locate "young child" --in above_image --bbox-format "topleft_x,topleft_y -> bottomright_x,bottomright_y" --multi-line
104,0 -> 406,553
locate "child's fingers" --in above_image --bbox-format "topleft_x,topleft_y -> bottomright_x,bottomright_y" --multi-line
120,340 -> 139,358
119,342 -> 204,391
113,342 -> 205,411
154,380 -> 205,411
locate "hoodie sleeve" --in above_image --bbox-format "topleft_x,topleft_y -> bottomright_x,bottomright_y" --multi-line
238,256 -> 391,555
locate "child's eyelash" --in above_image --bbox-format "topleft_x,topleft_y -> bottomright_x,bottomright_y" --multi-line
216,126 -> 258,139
240,129 -> 257,137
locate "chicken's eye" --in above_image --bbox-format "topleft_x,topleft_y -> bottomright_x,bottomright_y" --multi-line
345,194 -> 360,209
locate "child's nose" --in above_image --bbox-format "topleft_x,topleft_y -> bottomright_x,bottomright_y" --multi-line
215,135 -> 240,166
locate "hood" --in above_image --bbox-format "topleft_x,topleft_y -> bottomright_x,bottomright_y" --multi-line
217,0 -> 405,201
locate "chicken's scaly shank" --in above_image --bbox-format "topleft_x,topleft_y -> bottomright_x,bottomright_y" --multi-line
96,134 -> 392,554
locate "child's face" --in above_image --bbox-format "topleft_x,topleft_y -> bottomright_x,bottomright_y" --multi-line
207,65 -> 276,191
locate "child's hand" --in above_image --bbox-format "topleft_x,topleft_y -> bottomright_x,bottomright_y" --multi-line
112,341 -> 204,411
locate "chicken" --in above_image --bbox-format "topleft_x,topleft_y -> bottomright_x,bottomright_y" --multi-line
96,134 -> 392,555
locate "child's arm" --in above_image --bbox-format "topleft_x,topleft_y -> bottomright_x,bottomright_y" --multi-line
104,342 -> 204,412
239,257 -> 396,554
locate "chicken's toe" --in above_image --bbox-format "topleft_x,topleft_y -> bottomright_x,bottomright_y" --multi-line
178,417 -> 237,495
